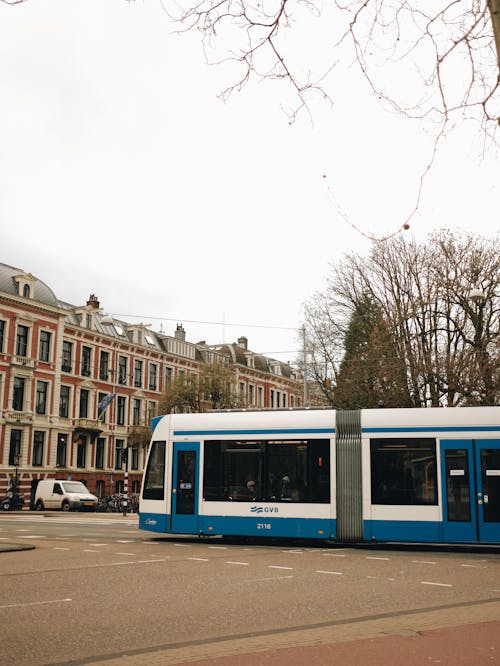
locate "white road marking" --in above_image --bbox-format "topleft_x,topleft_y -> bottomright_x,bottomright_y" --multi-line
136,559 -> 166,563
54,547 -> 70,551
268,565 -> 294,570
243,576 -> 294,583
226,561 -> 249,566
421,581 -> 453,587
19,535 -> 43,539
460,564 -> 486,569
412,560 -> 436,565
188,557 -> 209,561
366,556 -> 390,561
173,543 -> 191,548
89,543 -> 107,547
316,570 -> 343,575
0,598 -> 72,610
116,540 -> 134,543
208,546 -> 227,549
83,549 -> 100,553
322,553 -> 346,557
282,550 -> 303,554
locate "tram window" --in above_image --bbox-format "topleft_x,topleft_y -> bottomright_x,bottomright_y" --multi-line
142,441 -> 166,500
202,439 -> 330,503
370,438 -> 437,505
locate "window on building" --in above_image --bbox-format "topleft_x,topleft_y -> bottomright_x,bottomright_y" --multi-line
131,445 -> 139,470
16,324 -> 29,356
118,356 -> 127,384
13,377 -> 25,411
97,392 -> 107,422
134,360 -> 143,388
257,386 -> 263,407
99,351 -> 109,380
117,396 -> 126,425
149,363 -> 157,391
165,367 -> 172,386
32,431 -> 45,466
270,389 -> 275,408
0,320 -> 5,352
23,284 -> 31,298
133,398 -> 141,426
248,384 -> 254,406
59,385 -> 70,418
370,438 -> 438,506
77,436 -> 87,468
79,389 -> 89,418
147,401 -> 156,425
81,346 -> 92,377
8,429 -> 22,466
56,434 -> 67,467
95,438 -> 105,469
131,479 -> 141,494
115,480 -> 124,494
35,380 -> 48,415
62,341 -> 73,372
95,480 -> 105,498
39,330 -> 51,362
115,439 -> 124,469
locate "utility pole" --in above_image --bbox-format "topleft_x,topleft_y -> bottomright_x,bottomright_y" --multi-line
122,446 -> 128,516
302,325 -> 308,407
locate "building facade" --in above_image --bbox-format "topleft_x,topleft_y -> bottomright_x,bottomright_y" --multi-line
0,263 -> 303,503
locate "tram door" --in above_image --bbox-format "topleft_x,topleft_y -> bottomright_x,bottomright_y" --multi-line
441,439 -> 500,543
171,442 -> 199,534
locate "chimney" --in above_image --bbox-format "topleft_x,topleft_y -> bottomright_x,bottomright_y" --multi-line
175,323 -> 186,341
87,294 -> 100,309
237,336 -> 248,351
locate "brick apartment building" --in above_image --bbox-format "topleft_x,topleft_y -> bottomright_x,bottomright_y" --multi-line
0,262 -> 303,503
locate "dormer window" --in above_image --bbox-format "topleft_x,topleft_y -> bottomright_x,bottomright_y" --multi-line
14,273 -> 36,299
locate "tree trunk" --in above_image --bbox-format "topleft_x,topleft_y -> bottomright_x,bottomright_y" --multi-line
488,0 -> 500,72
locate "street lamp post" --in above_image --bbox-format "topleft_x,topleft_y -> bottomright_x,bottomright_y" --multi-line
12,453 -> 20,493
468,288 -> 494,405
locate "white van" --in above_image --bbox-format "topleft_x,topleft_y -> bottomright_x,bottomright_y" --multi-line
34,480 -> 98,512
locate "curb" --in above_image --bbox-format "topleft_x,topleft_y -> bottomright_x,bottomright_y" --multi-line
0,542 -> 36,553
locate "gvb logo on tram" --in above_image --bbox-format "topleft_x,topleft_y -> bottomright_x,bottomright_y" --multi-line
250,506 -> 279,514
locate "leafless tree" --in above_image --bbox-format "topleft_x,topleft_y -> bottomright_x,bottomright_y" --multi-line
304,230 -> 499,407
163,0 -> 500,131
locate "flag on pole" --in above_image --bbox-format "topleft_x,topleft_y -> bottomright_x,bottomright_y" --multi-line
97,392 -> 117,413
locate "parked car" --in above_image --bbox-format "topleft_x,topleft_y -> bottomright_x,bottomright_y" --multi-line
34,480 -> 98,512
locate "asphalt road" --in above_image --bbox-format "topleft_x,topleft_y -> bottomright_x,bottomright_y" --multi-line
1,513 -> 500,665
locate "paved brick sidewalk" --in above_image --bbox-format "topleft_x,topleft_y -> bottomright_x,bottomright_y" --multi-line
176,621 -> 500,665
78,601 -> 500,666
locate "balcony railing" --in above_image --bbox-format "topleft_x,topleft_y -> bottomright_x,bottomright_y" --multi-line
11,355 -> 35,369
73,418 -> 101,430
4,411 -> 33,424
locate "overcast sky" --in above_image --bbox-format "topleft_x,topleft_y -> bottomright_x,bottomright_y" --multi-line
0,0 -> 498,365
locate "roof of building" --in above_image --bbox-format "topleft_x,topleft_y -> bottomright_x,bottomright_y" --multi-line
0,262 -> 60,307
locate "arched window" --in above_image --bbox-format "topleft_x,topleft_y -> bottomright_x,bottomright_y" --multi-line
23,284 -> 31,298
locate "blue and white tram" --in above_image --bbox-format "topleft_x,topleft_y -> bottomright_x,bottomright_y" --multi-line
139,407 -> 500,545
